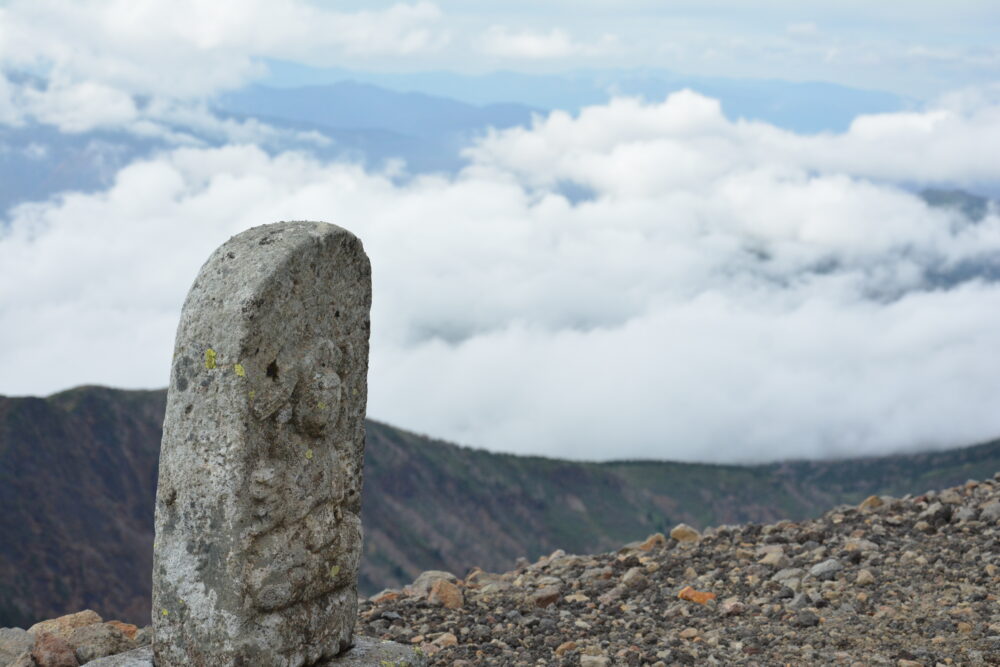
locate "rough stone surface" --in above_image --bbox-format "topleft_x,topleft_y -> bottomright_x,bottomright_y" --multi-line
808,557 -> 843,579
426,580 -> 463,609
406,571 -> 457,598
669,523 -> 700,542
152,221 -> 372,666
28,611 -> 102,641
68,622 -> 136,664
0,628 -> 34,665
83,646 -> 154,666
131,627 -> 151,648
325,636 -> 426,666
104,622 -> 138,641
31,632 -> 79,667
8,651 -> 35,667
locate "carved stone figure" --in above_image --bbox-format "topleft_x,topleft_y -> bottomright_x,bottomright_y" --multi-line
152,221 -> 371,666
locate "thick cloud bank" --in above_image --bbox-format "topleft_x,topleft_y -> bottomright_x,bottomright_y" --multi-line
3,91 -> 1000,462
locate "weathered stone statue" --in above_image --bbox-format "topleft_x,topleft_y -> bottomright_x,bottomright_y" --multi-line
153,221 -> 371,666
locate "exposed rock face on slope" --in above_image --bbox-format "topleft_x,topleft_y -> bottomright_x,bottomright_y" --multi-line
3,386 -> 1000,629
357,475 -> 1000,665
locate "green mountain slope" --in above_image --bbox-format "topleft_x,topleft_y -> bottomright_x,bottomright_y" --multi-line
1,386 -> 998,627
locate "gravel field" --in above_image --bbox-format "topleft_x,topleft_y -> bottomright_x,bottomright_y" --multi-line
358,472 -> 1000,666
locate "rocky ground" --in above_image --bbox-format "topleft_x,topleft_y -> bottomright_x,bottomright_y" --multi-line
3,473 -> 999,666
0,611 -> 150,666
357,473 -> 1000,666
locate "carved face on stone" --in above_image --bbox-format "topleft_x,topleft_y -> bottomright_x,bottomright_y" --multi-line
243,337 -> 361,612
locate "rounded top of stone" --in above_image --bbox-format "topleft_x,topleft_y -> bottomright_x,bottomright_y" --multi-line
226,220 -> 356,249
185,220 -> 369,308
215,220 -> 364,269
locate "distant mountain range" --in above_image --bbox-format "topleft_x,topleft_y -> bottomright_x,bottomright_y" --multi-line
0,69 -> 921,217
2,386 -> 999,628
257,63 -> 907,133
0,82 -> 533,215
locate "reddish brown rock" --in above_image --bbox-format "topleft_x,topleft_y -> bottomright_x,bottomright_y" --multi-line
555,641 -> 577,656
639,533 -> 666,550
678,585 -> 717,605
407,570 -> 458,598
530,585 -> 562,608
104,621 -> 139,640
31,632 -> 79,667
27,611 -> 102,641
369,589 -> 403,604
428,580 -> 464,609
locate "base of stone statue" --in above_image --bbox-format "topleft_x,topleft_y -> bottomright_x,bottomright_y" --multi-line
84,637 -> 426,666
330,636 -> 427,666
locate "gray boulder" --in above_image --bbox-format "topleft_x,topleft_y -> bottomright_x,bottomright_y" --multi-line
0,628 -> 34,666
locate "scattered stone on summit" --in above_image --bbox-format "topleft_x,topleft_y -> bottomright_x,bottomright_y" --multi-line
152,222 -> 372,666
13,471 -> 1000,664
669,522 -> 701,542
356,472 -> 1000,665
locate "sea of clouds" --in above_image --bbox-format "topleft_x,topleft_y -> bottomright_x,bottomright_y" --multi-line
2,1 -> 1000,462
3,89 -> 1000,462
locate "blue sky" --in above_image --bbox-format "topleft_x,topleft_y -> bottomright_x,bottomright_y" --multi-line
2,1 -> 1000,462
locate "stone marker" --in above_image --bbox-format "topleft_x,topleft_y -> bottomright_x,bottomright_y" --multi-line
153,221 -> 372,666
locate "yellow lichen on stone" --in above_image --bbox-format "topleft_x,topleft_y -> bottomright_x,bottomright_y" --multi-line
234,363 -> 246,377
205,348 -> 217,369
330,565 -> 341,578
317,401 -> 327,410
305,448 -> 314,460
248,390 -> 256,400
161,609 -> 168,616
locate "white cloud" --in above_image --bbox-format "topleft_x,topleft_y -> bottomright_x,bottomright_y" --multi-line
3,92 -> 1000,463
20,79 -> 138,132
468,90 -> 1000,190
0,0 -> 448,98
480,26 -> 601,60
0,0 -> 997,108
2,74 -> 334,149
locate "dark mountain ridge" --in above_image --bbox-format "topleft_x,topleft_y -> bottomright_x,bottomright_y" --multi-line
1,386 -> 998,628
